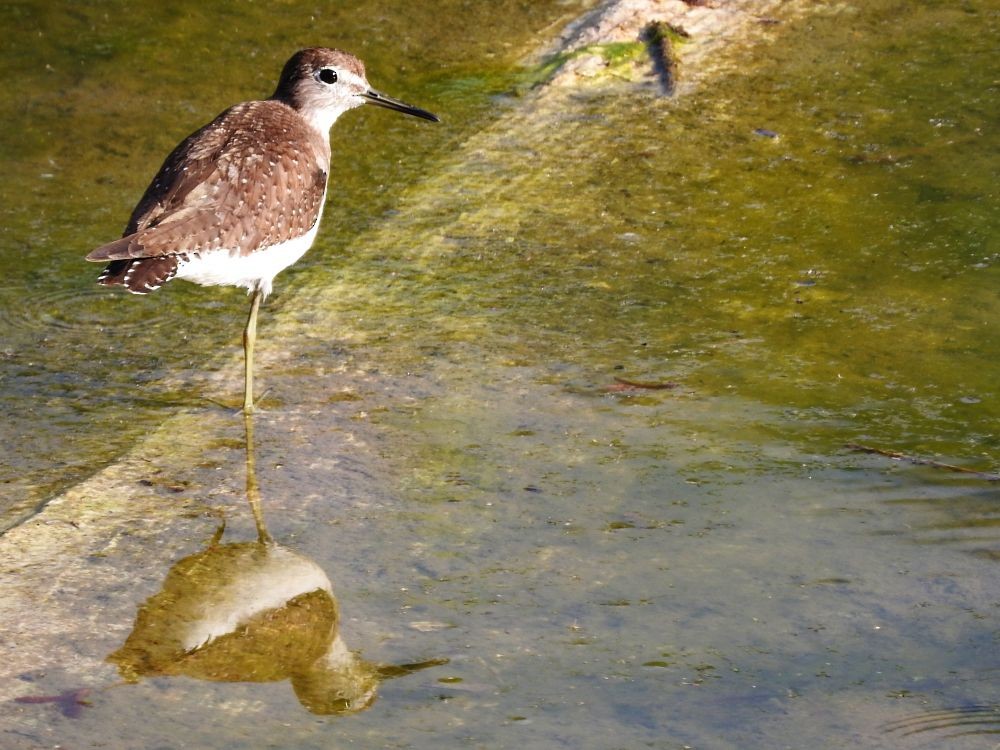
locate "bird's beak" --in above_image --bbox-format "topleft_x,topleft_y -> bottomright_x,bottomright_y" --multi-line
360,89 -> 440,122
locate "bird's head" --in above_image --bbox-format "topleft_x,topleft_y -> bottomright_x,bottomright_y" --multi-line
272,47 -> 439,132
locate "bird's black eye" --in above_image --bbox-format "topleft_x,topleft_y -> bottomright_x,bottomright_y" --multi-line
318,68 -> 338,85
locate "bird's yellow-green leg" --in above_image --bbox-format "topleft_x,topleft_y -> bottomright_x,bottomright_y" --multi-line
243,287 -> 264,414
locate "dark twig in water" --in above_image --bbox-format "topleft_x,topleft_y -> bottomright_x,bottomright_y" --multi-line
15,688 -> 92,718
606,376 -> 680,392
644,21 -> 688,96
847,136 -> 976,165
845,443 -> 1000,481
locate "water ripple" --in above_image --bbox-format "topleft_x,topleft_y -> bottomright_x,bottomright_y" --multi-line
883,705 -> 1000,741
0,285 -> 170,334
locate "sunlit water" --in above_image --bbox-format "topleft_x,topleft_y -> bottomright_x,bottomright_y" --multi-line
1,1 -> 997,748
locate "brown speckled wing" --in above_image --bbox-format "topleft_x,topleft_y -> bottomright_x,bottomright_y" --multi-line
87,100 -> 329,264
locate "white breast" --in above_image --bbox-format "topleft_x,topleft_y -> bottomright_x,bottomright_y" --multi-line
175,213 -> 323,298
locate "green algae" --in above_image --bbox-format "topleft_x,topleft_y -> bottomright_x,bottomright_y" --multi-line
524,40 -> 648,89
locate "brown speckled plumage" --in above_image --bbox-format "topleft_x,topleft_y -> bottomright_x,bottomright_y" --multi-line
89,99 -> 330,293
87,48 -> 436,297
86,49 -> 376,295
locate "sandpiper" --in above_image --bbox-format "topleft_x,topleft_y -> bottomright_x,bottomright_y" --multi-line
87,48 -> 438,412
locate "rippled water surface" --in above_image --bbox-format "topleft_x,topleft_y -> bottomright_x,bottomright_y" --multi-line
1,1 -> 997,749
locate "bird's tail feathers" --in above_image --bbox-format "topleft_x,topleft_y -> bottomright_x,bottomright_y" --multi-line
97,257 -> 179,295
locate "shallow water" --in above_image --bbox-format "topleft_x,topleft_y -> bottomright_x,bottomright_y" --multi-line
1,1 -> 998,749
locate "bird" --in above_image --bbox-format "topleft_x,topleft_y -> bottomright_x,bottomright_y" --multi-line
86,48 -> 439,413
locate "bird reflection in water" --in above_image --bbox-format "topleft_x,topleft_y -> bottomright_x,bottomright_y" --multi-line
108,412 -> 446,714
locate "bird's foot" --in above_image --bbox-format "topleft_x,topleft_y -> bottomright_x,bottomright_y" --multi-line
242,388 -> 271,414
